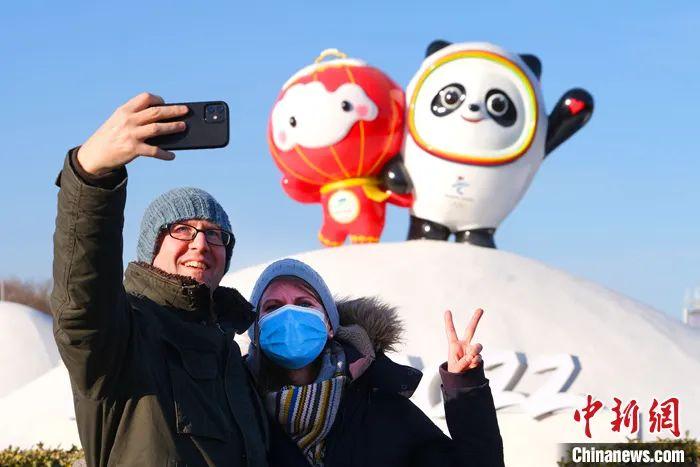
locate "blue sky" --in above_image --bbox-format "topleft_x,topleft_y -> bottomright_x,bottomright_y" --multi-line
1,1 -> 698,319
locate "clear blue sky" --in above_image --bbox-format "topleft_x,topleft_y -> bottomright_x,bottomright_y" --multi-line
1,1 -> 698,319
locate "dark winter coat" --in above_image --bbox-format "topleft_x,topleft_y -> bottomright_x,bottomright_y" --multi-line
51,151 -> 268,467
264,297 -> 504,467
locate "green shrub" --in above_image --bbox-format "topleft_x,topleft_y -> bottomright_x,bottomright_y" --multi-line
0,443 -> 84,467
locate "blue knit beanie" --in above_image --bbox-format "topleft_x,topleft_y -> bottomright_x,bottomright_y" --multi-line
137,187 -> 234,272
249,258 -> 339,332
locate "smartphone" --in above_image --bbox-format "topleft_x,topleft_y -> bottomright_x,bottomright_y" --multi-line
146,101 -> 229,150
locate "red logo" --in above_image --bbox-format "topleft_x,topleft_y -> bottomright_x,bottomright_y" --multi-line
649,398 -> 680,437
574,395 -> 603,438
574,396 -> 681,438
611,398 -> 639,434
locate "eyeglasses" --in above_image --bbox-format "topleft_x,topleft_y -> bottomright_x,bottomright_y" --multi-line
166,223 -> 235,247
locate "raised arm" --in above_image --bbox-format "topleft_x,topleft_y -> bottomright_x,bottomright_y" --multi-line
441,309 -> 505,467
545,88 -> 594,156
51,93 -> 188,399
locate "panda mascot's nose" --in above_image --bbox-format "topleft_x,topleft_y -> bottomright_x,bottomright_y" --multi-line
468,103 -> 480,112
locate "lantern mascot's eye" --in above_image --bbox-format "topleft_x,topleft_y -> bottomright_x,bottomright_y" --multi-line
267,48 -> 414,247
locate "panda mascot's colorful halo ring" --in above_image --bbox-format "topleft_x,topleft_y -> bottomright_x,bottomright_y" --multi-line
408,50 -> 539,166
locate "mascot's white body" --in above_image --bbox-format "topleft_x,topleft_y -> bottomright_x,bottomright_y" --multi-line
403,42 -> 547,232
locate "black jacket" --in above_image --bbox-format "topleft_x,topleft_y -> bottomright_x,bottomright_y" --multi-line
264,298 -> 504,467
52,151 -> 268,467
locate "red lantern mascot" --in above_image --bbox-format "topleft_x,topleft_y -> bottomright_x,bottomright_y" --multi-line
268,49 -> 413,246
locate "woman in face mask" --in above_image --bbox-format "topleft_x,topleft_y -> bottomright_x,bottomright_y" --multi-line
247,258 -> 504,467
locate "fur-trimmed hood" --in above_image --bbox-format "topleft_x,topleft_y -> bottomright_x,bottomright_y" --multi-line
336,296 -> 403,354
334,297 -> 421,397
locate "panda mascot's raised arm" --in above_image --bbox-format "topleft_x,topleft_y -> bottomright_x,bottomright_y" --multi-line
401,40 -> 594,248
545,87 -> 594,156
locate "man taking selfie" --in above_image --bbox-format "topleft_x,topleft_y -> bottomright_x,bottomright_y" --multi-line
51,92 -> 268,466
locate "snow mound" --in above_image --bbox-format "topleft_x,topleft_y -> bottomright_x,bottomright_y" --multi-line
2,241 -> 697,465
0,362 -> 78,449
223,241 -> 700,467
0,302 -> 60,398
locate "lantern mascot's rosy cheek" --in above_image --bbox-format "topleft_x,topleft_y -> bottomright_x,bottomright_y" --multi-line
268,49 -> 413,247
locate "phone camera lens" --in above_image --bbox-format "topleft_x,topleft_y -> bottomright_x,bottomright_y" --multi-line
205,104 -> 226,124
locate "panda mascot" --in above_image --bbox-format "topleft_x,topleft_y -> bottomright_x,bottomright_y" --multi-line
385,40 -> 594,248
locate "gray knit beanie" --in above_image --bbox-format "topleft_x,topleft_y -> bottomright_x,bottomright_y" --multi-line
249,258 -> 339,332
137,187 -> 234,272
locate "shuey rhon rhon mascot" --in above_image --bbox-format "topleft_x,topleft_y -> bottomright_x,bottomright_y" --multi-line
393,40 -> 594,248
267,49 -> 412,247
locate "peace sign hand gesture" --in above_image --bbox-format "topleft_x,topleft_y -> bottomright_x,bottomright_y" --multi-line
444,309 -> 484,374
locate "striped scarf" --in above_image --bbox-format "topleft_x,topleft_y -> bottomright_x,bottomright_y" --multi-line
266,374 -> 346,466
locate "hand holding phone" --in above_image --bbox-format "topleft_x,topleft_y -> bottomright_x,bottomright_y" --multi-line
146,101 -> 229,150
76,93 -> 229,177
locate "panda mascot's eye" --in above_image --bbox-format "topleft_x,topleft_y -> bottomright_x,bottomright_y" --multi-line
431,83 -> 466,117
289,116 -> 297,127
486,93 -> 508,116
341,100 -> 353,112
485,89 -> 517,127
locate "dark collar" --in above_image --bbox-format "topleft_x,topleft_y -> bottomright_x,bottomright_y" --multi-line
343,343 -> 422,397
124,262 -> 253,333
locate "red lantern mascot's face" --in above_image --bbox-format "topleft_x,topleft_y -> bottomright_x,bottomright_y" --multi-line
268,49 -> 407,247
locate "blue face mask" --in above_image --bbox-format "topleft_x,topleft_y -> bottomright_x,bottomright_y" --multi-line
258,304 -> 329,370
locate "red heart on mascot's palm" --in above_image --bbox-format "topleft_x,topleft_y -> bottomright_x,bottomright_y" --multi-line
567,98 -> 585,115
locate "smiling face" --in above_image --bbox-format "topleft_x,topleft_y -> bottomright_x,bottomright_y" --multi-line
271,81 -> 378,151
152,219 -> 227,290
408,50 -> 539,165
267,60 -> 405,185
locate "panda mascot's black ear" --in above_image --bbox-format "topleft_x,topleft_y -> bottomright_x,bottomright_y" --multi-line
426,40 -> 452,57
520,54 -> 542,80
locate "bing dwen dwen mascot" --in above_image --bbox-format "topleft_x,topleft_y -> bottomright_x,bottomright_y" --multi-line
397,40 -> 594,247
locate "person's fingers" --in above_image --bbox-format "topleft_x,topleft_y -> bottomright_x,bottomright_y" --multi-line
470,354 -> 483,368
134,104 -> 189,125
457,352 -> 482,370
444,310 -> 458,343
136,143 -> 176,161
463,308 -> 484,344
122,92 -> 164,112
134,121 -> 186,140
470,343 -> 483,356
457,353 -> 471,368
